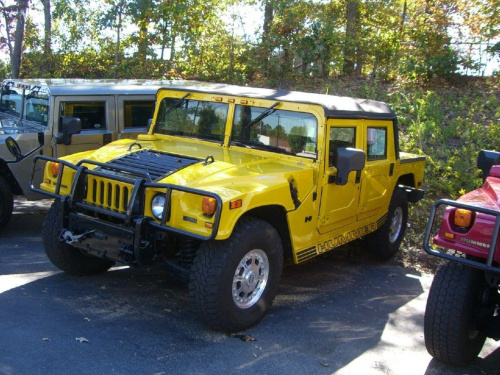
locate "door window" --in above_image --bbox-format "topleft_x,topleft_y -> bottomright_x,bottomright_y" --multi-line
60,101 -> 106,131
123,100 -> 155,128
367,127 -> 387,160
329,127 -> 356,166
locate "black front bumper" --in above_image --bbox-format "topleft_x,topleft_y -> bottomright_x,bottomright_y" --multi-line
30,155 -> 223,266
63,207 -> 157,266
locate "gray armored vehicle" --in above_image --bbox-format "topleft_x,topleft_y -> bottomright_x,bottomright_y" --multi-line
0,79 -> 162,231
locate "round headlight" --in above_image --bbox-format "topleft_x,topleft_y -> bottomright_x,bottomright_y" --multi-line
151,194 -> 166,220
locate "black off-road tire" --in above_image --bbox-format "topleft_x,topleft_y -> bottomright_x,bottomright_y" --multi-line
365,188 -> 408,260
43,199 -> 114,276
0,175 -> 14,233
189,217 -> 283,332
424,260 -> 487,366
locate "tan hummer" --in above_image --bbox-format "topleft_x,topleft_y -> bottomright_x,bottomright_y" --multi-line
31,83 -> 426,332
0,79 -> 163,231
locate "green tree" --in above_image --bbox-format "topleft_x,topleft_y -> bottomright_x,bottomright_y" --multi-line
288,125 -> 307,153
101,0 -> 129,78
11,0 -> 29,78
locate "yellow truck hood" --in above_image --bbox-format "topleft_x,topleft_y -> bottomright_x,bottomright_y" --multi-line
65,138 -> 316,204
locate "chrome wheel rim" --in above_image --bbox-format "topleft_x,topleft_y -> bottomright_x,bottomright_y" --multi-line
232,249 -> 269,309
389,207 -> 403,243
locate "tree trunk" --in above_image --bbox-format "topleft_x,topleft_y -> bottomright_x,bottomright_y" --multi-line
169,31 -> 176,62
41,0 -> 51,76
343,0 -> 359,76
263,1 -> 273,41
138,21 -> 148,60
11,0 -> 29,78
114,10 -> 122,79
262,0 -> 274,70
392,0 -> 407,70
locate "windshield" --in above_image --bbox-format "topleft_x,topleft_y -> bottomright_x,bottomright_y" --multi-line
0,82 -> 49,126
154,97 -> 228,142
231,105 -> 318,159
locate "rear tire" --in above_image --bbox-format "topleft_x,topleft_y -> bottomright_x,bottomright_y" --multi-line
43,199 -> 114,276
189,217 -> 283,332
424,260 -> 487,366
0,175 -> 13,233
365,188 -> 408,260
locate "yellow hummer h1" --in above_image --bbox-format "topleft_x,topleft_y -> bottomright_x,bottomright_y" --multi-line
31,83 -> 425,332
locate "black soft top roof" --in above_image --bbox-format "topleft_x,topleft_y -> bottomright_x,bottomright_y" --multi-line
161,83 -> 396,120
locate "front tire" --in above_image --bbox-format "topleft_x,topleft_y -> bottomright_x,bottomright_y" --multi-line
365,188 -> 408,260
424,260 -> 487,366
43,199 -> 114,276
189,217 -> 283,332
0,175 -> 14,233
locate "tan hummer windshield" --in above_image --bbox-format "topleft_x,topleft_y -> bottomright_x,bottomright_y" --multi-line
0,83 -> 49,126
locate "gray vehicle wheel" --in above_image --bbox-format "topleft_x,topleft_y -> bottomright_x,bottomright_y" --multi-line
189,217 -> 283,332
424,260 -> 487,366
0,175 -> 13,232
43,199 -> 114,276
365,188 -> 408,260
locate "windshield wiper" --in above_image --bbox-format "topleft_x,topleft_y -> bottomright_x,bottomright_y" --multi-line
244,101 -> 280,129
163,92 -> 190,117
26,86 -> 42,100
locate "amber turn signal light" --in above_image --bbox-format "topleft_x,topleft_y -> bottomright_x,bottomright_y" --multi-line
202,197 -> 217,215
50,162 -> 60,177
229,199 -> 242,209
454,209 -> 472,228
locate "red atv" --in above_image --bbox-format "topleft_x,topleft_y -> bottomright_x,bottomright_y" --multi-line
424,150 -> 500,366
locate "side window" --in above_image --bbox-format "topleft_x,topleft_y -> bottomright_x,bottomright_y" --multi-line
329,127 -> 355,166
367,127 -> 387,160
124,101 -> 155,128
60,101 -> 106,131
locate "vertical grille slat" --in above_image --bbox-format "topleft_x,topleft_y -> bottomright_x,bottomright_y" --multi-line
114,185 -> 120,210
99,181 -> 104,205
122,187 -> 129,211
107,182 -> 112,208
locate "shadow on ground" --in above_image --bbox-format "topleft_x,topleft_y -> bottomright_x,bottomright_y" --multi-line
0,200 -> 498,375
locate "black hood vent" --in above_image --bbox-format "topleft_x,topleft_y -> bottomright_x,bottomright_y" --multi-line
106,150 -> 201,181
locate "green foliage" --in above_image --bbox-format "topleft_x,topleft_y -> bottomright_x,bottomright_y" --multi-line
287,126 -> 307,153
386,79 -> 500,200
6,0 -> 498,82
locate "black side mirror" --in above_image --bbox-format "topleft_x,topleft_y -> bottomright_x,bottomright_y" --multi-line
5,136 -> 23,160
56,117 -> 81,145
477,150 -> 500,182
329,147 -> 365,185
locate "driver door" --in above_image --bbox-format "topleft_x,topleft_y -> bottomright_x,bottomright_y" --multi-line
318,120 -> 363,234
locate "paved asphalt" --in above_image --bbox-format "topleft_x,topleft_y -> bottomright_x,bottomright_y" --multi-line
0,198 -> 499,375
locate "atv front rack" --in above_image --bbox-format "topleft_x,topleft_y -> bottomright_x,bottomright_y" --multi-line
424,199 -> 500,275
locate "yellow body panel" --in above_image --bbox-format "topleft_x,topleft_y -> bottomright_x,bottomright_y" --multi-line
35,85 -> 426,264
